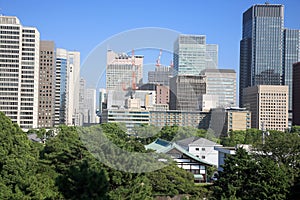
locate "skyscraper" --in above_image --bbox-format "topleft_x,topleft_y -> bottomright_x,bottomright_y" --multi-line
38,41 -> 56,128
240,4 -> 299,126
0,16 -> 40,129
239,4 -> 284,106
283,29 -> 300,114
54,48 -> 80,126
292,62 -> 300,126
85,88 -> 97,124
173,34 -> 218,76
106,50 -> 143,91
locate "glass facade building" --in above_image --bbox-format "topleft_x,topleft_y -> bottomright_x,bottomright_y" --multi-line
240,4 -> 284,106
240,4 -> 300,126
55,57 -> 67,125
174,34 -> 218,76
283,29 -> 300,112
200,69 -> 236,108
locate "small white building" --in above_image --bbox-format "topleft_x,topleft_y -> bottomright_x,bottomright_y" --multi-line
187,138 -> 222,167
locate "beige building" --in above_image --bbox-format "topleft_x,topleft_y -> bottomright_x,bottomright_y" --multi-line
243,85 -> 288,132
38,41 -> 56,128
223,108 -> 251,134
149,110 -> 210,129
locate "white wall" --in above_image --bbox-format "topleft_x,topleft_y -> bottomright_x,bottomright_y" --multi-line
189,145 -> 220,167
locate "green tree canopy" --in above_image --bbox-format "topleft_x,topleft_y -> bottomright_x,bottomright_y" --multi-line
213,148 -> 290,200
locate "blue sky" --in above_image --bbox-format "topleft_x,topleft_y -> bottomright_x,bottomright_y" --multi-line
1,0 -> 299,89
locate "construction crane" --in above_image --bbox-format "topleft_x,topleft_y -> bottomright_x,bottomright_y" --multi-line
170,60 -> 174,68
156,49 -> 162,67
131,49 -> 135,65
122,50 -> 138,98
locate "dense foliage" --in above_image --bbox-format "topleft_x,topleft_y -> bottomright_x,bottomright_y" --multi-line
0,113 -> 206,199
215,129 -> 300,200
1,111 -> 299,199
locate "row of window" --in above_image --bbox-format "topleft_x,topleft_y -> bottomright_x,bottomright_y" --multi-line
0,26 -> 20,30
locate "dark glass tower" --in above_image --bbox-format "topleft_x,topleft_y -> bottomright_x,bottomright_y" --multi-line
283,29 -> 300,112
239,4 -> 284,106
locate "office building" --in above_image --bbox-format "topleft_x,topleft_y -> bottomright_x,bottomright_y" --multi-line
78,78 -> 99,125
148,65 -> 173,86
174,34 -> 218,75
85,88 -> 98,124
243,85 -> 288,132
54,48 -> 80,126
101,108 -> 150,132
98,88 -> 107,115
149,110 -> 210,129
0,16 -> 40,129
201,69 -> 236,108
169,75 -> 206,111
293,62 -> 300,125
38,41 -> 56,128
206,44 -> 219,70
240,4 -> 284,106
106,50 -> 143,91
223,107 -> 251,134
156,85 -> 169,105
240,4 -> 300,112
283,29 -> 300,122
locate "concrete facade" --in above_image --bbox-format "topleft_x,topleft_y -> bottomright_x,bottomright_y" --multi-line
243,85 -> 288,132
169,75 -> 206,111
106,50 -> 143,91
0,16 -> 40,129
38,41 -> 56,128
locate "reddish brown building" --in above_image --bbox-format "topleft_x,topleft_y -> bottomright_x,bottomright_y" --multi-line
38,41 -> 56,128
293,62 -> 300,126
156,85 -> 169,105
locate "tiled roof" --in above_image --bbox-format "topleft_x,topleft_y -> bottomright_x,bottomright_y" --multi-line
145,138 -> 213,166
189,138 -> 221,146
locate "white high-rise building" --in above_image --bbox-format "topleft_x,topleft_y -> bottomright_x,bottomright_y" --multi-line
54,48 -> 80,126
106,50 -> 143,91
0,16 -> 40,129
85,88 -> 97,124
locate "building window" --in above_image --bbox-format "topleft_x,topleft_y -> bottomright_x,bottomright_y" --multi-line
195,148 -> 199,151
202,156 -> 205,159
202,148 -> 205,151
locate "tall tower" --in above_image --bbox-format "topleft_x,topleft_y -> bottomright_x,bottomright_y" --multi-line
0,16 -> 40,129
173,34 -> 218,76
239,4 -> 284,106
283,29 -> 300,116
38,41 -> 56,128
54,48 -> 80,126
